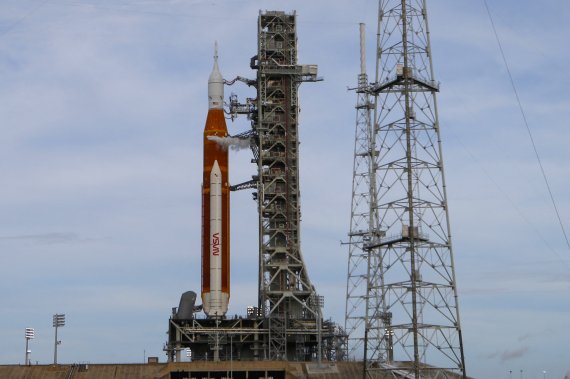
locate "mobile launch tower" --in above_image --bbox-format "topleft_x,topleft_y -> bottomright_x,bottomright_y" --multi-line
250,11 -> 323,361
344,1 -> 467,378
166,11 -> 344,364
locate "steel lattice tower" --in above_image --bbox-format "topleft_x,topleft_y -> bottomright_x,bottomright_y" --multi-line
345,1 -> 467,378
344,23 -> 377,359
254,11 -> 322,361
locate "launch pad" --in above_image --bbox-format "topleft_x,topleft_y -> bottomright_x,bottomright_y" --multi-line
165,10 -> 345,364
166,312 -> 344,363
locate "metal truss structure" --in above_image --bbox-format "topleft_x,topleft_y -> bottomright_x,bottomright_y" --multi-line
344,1 -> 467,378
165,312 -> 343,363
253,11 -> 322,361
344,23 -> 377,360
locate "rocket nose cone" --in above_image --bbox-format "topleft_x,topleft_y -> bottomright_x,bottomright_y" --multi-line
211,159 -> 221,175
209,43 -> 222,82
208,60 -> 223,84
208,42 -> 224,109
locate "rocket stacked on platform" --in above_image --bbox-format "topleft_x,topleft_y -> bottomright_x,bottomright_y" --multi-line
201,44 -> 230,317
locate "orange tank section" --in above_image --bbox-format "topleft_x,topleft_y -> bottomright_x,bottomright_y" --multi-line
201,107 -> 230,308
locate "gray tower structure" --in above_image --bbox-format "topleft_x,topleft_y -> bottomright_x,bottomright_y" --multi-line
344,23 -> 376,360
252,11 -> 322,361
344,1 -> 467,378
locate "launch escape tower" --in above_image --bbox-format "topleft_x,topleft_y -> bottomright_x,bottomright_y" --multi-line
166,11 -> 345,363
344,1 -> 466,378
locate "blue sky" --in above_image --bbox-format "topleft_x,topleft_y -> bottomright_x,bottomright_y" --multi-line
0,1 -> 569,378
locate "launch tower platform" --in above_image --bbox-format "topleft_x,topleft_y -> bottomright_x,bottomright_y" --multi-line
166,310 -> 343,362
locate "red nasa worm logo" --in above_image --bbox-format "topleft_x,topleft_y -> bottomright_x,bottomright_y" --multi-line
212,232 -> 220,256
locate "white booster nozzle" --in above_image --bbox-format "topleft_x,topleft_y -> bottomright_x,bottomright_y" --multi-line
208,41 -> 224,109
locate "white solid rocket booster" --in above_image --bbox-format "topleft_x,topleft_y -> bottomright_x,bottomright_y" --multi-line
208,160 -> 224,316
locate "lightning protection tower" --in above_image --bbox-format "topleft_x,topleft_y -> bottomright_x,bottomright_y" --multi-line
344,23 -> 377,360
345,1 -> 467,378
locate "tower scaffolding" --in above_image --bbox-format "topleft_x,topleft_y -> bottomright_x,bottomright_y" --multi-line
345,1 -> 467,378
344,23 -> 380,360
253,11 -> 322,361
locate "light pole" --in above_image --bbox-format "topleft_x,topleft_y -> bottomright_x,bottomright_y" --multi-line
24,328 -> 34,365
543,370 -> 547,379
53,313 -> 65,364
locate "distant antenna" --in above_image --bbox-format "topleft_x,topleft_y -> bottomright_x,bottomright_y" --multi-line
359,23 -> 366,75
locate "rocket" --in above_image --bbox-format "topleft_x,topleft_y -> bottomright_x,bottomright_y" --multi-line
201,43 -> 230,318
